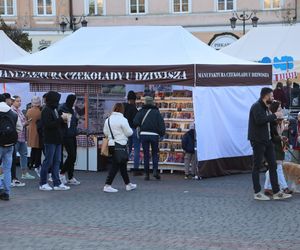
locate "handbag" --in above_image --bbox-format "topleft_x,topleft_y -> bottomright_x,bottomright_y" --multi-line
108,118 -> 128,164
137,109 -> 152,138
100,137 -> 109,157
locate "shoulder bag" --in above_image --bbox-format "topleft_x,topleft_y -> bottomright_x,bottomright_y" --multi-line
108,118 -> 128,164
137,109 -> 152,138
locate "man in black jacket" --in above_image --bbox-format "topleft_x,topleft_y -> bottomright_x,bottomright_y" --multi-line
0,94 -> 18,200
248,87 -> 291,201
133,96 -> 165,180
39,91 -> 70,191
124,91 -> 142,176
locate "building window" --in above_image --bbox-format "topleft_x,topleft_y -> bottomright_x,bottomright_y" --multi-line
129,0 -> 146,14
85,0 -> 105,15
34,0 -> 55,16
217,0 -> 235,11
172,0 -> 191,13
0,0 -> 16,16
263,0 -> 281,9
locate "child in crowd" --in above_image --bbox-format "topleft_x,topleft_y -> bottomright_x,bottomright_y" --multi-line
182,123 -> 199,180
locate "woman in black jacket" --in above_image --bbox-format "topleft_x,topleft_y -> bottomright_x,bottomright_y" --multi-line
133,96 -> 165,180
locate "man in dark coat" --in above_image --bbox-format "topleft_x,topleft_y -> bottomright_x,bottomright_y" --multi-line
133,96 -> 165,180
39,91 -> 70,191
248,87 -> 291,201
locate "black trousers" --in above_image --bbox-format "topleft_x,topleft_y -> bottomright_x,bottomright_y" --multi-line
61,137 -> 77,180
251,140 -> 280,194
30,148 -> 42,168
11,148 -> 17,180
105,146 -> 130,185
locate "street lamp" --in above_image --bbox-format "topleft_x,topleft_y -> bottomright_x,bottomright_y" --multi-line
229,11 -> 259,35
59,15 -> 88,33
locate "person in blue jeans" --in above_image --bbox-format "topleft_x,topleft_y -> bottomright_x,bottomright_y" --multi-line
39,91 -> 70,191
124,91 -> 142,176
0,94 -> 20,200
134,96 -> 165,180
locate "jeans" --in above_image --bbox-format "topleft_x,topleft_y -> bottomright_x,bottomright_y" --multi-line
128,129 -> 140,170
15,141 -> 28,170
0,146 -> 14,195
184,153 -> 197,176
264,163 -> 288,190
105,146 -> 130,185
61,137 -> 77,180
40,144 -> 62,187
140,135 -> 159,174
251,140 -> 280,194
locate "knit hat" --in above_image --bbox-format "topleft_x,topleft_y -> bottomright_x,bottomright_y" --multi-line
127,91 -> 137,100
31,96 -> 41,107
3,93 -> 11,100
144,96 -> 154,106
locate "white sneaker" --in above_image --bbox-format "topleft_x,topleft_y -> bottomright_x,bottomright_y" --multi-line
21,172 -> 35,180
126,183 -> 137,191
103,185 -> 118,193
273,191 -> 292,200
193,175 -> 201,180
254,192 -> 271,201
53,183 -> 70,191
60,174 -> 67,185
67,177 -> 81,185
34,167 -> 41,178
11,179 -> 26,187
48,173 -> 53,182
39,183 -> 53,191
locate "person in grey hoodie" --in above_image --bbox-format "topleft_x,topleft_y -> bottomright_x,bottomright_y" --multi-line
0,94 -> 22,200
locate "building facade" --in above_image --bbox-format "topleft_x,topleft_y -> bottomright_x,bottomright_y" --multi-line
1,0 -> 299,51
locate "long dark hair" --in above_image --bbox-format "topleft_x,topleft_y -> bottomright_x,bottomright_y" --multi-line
269,100 -> 281,114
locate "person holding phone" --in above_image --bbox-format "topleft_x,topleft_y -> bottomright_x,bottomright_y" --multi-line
26,96 -> 42,177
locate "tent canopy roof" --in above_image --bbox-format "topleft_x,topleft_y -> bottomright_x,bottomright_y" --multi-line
6,26 -> 256,66
221,25 -> 300,62
0,30 -> 28,63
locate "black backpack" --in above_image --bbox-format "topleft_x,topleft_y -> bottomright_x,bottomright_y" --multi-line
0,112 -> 18,146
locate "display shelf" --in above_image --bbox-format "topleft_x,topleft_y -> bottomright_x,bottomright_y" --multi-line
133,90 -> 194,172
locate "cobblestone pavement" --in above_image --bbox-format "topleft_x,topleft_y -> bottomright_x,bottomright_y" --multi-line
0,170 -> 299,250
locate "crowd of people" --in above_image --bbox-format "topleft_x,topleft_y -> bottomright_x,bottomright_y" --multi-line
1,79 -> 299,201
1,89 -> 186,198
248,77 -> 300,201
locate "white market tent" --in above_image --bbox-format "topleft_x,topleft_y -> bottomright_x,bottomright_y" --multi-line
221,25 -> 300,81
0,26 -> 272,177
0,30 -> 28,62
0,30 -> 31,108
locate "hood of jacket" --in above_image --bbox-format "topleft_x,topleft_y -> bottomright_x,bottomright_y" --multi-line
46,91 -> 61,109
65,94 -> 76,109
0,102 -> 11,113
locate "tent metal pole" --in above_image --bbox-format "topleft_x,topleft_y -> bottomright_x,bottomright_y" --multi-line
85,86 -> 89,171
193,64 -> 197,87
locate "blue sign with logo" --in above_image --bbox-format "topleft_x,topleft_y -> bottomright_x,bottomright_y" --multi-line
259,56 -> 294,71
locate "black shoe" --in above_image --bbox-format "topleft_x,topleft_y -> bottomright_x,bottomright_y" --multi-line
0,192 -> 10,201
153,173 -> 161,180
144,174 -> 150,181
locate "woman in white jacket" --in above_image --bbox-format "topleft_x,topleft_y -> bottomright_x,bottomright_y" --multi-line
103,103 -> 137,193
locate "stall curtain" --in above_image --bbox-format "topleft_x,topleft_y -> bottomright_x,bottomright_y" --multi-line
193,85 -> 269,161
